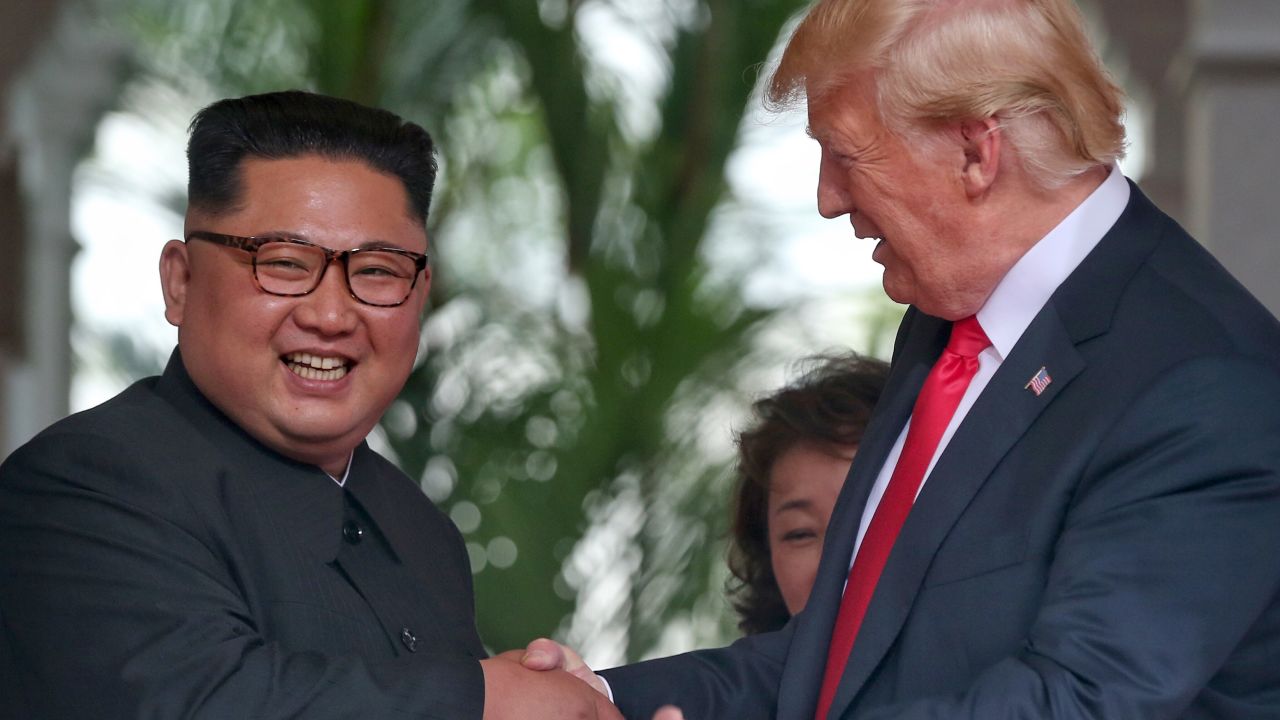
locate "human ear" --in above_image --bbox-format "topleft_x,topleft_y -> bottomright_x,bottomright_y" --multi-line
159,239 -> 191,327
958,117 -> 1002,199
411,261 -> 433,321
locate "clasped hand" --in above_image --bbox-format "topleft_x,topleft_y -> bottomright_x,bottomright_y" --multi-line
479,645 -> 620,720
516,638 -> 685,720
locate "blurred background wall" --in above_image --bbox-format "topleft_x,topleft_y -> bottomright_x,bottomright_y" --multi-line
2,0 -> 1277,666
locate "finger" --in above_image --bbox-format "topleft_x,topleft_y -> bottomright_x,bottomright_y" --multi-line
518,638 -> 608,697
653,705 -> 685,720
569,666 -> 610,698
520,637 -> 568,671
595,693 -> 626,720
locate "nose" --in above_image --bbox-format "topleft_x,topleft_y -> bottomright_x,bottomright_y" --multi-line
292,260 -> 359,336
815,149 -> 853,220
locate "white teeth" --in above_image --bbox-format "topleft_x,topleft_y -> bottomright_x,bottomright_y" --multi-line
284,352 -> 349,381
289,364 -> 347,381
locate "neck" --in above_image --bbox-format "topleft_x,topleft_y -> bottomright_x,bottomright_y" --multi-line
937,164 -> 1111,321
322,453 -> 352,479
1003,163 -> 1105,248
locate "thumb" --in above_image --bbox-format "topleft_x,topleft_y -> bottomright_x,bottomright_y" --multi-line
520,637 -> 570,671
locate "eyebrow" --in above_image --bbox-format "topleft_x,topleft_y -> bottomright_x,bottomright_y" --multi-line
257,230 -> 414,252
773,498 -> 816,516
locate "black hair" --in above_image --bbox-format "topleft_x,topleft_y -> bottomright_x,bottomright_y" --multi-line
186,90 -> 438,223
727,351 -> 889,635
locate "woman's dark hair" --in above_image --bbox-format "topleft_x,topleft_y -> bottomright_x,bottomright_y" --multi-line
727,352 -> 889,635
186,90 -> 438,223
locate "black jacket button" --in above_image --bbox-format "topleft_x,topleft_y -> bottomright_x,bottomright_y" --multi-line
342,521 -> 364,545
401,627 -> 418,653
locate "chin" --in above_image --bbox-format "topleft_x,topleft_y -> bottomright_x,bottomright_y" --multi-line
880,279 -> 915,308
275,413 -> 364,446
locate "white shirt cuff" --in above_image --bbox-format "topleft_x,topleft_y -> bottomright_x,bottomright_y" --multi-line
597,673 -> 615,703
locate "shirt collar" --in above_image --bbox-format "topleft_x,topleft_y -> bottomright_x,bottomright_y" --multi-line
328,453 -> 354,487
977,164 -> 1130,360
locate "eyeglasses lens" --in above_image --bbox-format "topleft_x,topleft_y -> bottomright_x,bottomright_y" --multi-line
254,241 -> 417,305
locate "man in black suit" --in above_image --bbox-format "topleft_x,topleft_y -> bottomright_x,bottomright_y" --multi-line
0,91 -> 619,720
524,0 -> 1280,717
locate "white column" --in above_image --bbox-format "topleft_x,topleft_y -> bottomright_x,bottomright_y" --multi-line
1187,0 -> 1280,315
3,2 -> 126,453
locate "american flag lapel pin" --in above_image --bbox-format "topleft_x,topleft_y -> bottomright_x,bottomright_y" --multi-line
1025,366 -> 1052,396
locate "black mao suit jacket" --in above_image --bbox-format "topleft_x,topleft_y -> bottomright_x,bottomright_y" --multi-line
0,352 -> 487,719
602,183 -> 1280,719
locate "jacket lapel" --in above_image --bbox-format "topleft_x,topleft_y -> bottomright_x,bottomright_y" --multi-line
826,303 -> 1085,719
778,310 -> 948,720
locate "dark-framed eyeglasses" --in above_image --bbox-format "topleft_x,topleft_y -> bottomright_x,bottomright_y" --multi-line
185,231 -> 429,308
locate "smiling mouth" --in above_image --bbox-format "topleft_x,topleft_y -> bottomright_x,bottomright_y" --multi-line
283,352 -> 350,381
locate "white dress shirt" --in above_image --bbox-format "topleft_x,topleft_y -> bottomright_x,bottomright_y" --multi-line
850,166 -> 1131,560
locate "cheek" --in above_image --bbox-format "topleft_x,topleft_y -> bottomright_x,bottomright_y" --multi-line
384,312 -> 422,348
191,269 -> 289,329
771,544 -> 823,609
224,299 -> 294,348
770,549 -> 796,594
366,312 -> 423,373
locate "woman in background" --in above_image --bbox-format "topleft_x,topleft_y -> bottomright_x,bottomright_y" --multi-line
727,352 -> 888,635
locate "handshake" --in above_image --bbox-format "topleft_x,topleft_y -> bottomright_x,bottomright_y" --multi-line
481,638 -> 682,720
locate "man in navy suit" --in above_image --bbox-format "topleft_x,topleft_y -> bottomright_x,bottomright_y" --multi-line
524,0 -> 1280,717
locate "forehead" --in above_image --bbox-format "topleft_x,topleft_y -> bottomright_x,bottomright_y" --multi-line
234,155 -> 407,217
768,442 -> 855,500
805,74 -> 884,143
189,155 -> 424,250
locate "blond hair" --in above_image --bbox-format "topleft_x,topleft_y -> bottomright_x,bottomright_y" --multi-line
769,0 -> 1126,189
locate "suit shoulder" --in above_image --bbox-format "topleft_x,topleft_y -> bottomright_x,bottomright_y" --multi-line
1148,223 -> 1277,315
1137,226 -> 1280,361
14,375 -> 183,447
0,376 -> 209,501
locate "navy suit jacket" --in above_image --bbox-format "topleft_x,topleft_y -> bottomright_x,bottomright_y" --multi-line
0,352 -> 487,719
602,184 -> 1280,719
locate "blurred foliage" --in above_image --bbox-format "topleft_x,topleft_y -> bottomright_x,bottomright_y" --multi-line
96,0 -> 906,663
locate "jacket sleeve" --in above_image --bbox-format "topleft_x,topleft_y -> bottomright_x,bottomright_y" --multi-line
599,623 -> 792,720
0,430 -> 484,720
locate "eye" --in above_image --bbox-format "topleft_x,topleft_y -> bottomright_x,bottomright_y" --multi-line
827,148 -> 856,168
353,265 -> 400,278
350,252 -> 415,279
255,241 -> 322,275
260,257 -> 310,271
256,256 -> 318,279
780,528 -> 818,544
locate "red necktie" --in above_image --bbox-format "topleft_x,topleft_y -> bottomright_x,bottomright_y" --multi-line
813,316 -> 990,720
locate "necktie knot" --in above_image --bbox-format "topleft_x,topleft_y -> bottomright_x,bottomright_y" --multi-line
947,316 -> 990,359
